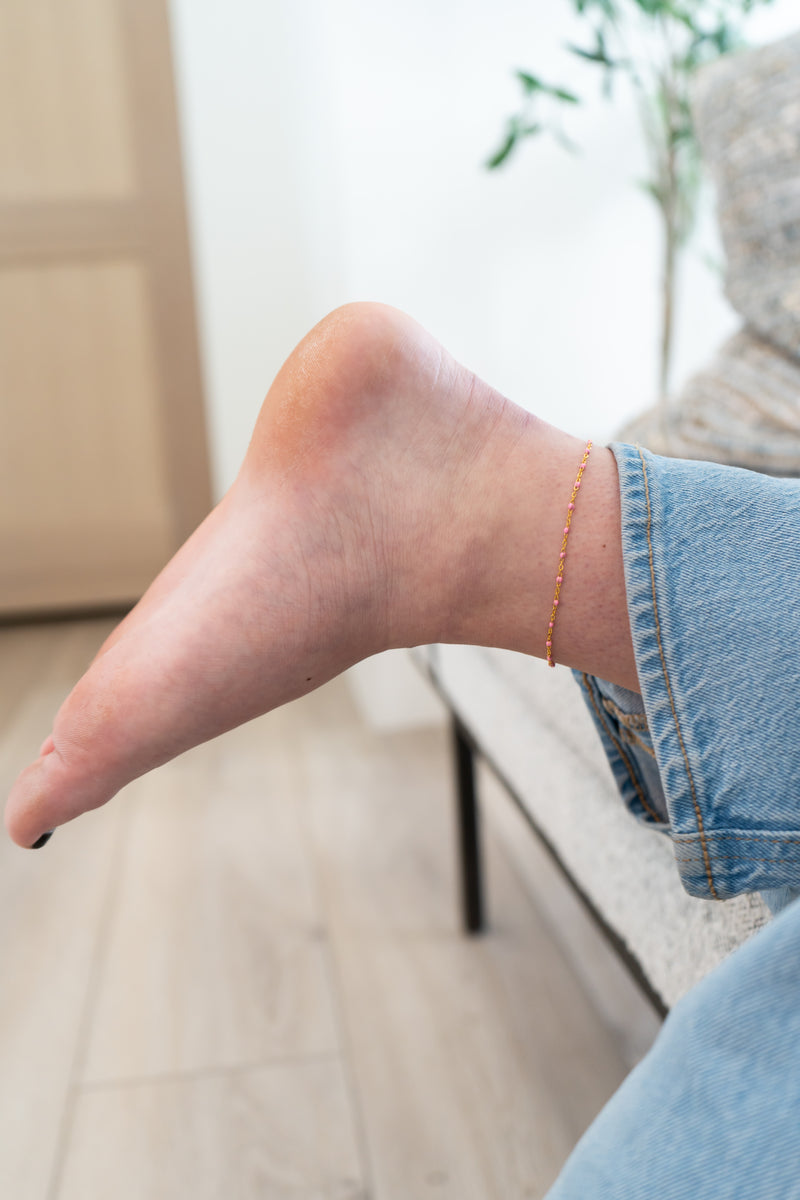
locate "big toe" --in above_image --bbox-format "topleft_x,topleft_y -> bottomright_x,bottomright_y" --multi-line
5,620 -> 212,849
6,742 -> 94,849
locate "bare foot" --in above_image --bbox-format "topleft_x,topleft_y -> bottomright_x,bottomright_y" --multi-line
5,303 -> 635,848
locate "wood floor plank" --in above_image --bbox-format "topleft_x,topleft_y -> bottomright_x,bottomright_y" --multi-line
295,685 -> 633,1199
0,624 -> 67,732
475,823 -> 635,1142
2,629 -> 647,1200
57,1060 -> 366,1200
0,619 -> 122,1200
322,861 -> 631,1198
475,760 -> 662,1068
298,690 -> 458,939
80,713 -> 341,1083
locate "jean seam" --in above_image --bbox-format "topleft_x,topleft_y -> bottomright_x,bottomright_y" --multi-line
675,834 -> 800,846
675,854 -> 800,863
639,446 -> 719,899
621,729 -> 657,759
600,698 -> 650,731
581,672 -> 663,824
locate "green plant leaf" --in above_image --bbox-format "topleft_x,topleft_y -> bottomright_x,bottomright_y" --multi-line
567,41 -> 615,67
630,0 -> 670,14
485,117 -> 545,170
552,86 -> 580,103
568,24 -> 624,71
711,23 -> 736,54
630,0 -> 702,26
517,70 -> 544,94
574,0 -> 618,15
516,71 -> 580,105
485,124 -> 520,169
662,5 -> 699,34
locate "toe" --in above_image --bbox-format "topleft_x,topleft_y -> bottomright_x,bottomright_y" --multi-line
5,640 -> 164,847
6,748 -> 83,849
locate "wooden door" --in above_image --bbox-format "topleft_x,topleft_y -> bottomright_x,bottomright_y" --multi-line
0,0 -> 212,617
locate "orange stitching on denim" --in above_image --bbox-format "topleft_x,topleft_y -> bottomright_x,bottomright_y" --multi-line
601,698 -> 650,730
625,730 -> 657,759
582,673 -> 663,823
599,700 -> 656,756
675,854 -> 800,863
674,834 -> 800,846
639,448 -> 719,898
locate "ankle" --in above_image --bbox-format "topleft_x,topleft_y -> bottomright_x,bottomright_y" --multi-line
428,406 -> 560,650
427,408 -> 634,681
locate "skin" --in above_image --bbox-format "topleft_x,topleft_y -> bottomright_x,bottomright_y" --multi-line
5,302 -> 638,849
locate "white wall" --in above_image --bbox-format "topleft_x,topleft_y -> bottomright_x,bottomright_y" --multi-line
170,0 -> 800,498
168,1 -> 800,724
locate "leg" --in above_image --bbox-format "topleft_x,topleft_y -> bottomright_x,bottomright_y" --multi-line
5,302 -> 638,848
545,893 -> 800,1199
451,716 -> 484,935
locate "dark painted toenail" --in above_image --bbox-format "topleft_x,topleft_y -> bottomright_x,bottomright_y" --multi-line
30,831 -> 54,849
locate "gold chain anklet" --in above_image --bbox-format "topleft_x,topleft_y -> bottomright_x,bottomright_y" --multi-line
546,439 -> 592,669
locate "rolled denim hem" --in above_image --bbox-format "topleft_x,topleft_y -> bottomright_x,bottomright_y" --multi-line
582,442 -> 800,901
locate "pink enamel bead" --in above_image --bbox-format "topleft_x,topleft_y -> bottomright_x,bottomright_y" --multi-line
556,575 -> 563,583
546,640 -> 552,648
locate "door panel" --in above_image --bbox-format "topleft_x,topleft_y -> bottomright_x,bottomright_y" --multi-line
0,0 -> 136,201
0,260 -> 174,610
0,0 -> 211,617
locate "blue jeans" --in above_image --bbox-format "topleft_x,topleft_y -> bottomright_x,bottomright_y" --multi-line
546,443 -> 800,1199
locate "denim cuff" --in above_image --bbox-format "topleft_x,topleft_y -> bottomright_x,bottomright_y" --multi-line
578,442 -> 800,901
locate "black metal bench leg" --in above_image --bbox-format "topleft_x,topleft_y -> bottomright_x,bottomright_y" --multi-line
451,715 -> 485,934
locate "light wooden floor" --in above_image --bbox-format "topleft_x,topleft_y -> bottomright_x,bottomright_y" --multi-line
0,618 -> 660,1200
